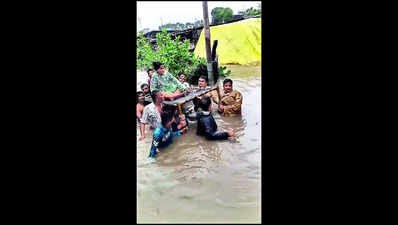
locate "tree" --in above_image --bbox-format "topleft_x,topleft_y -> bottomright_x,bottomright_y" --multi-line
237,4 -> 261,17
244,6 -> 261,16
211,7 -> 234,25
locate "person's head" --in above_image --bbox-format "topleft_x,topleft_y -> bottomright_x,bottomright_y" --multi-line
178,73 -> 185,83
162,104 -> 178,116
160,110 -> 175,128
223,79 -> 233,93
153,62 -> 166,75
198,96 -> 212,111
147,69 -> 154,78
140,83 -> 150,94
151,90 -> 164,105
137,91 -> 144,103
198,75 -> 208,88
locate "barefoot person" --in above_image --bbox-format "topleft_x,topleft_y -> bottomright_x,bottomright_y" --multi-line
136,91 -> 146,138
136,91 -> 145,121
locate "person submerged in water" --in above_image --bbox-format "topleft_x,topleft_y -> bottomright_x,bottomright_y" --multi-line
148,109 -> 187,158
193,75 -> 219,112
162,104 -> 187,133
196,96 -> 234,140
217,79 -> 242,116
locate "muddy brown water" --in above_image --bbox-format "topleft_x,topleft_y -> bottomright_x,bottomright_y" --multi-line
137,65 -> 261,223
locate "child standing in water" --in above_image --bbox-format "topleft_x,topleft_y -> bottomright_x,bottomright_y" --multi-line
196,96 -> 234,140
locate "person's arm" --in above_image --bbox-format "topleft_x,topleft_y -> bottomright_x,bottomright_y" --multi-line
139,123 -> 146,140
177,114 -> 186,130
139,107 -> 150,140
136,104 -> 143,119
223,91 -> 243,113
210,90 -> 219,105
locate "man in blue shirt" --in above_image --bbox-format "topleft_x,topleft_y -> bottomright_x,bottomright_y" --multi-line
149,109 -> 187,158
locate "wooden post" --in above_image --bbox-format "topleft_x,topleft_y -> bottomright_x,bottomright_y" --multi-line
202,1 -> 214,86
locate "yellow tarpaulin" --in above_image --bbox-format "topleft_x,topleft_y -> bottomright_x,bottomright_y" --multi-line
194,18 -> 261,65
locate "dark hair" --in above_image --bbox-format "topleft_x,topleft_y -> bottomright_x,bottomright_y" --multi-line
147,68 -> 154,73
199,75 -> 208,83
140,83 -> 149,90
223,79 -> 233,86
198,96 -> 211,111
161,110 -> 174,127
137,91 -> 144,102
153,61 -> 163,71
151,90 -> 159,103
162,104 -> 177,114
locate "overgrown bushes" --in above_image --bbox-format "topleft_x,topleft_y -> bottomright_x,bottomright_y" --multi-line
137,30 -> 230,84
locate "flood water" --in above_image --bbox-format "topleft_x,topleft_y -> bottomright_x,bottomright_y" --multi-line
136,65 -> 261,223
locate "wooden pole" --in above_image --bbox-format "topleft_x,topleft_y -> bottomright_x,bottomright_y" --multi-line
202,1 -> 214,86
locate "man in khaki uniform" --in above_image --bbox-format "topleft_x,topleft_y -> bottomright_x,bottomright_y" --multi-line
218,79 -> 242,116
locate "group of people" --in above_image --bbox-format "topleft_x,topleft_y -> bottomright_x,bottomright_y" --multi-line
137,61 -> 243,158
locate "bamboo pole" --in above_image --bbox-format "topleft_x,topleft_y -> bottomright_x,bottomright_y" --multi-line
202,1 -> 214,86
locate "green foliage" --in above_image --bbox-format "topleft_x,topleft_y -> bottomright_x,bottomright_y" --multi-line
137,33 -> 155,70
137,30 -> 230,85
218,66 -> 231,78
137,30 -> 206,84
239,7 -> 261,17
211,7 -> 234,25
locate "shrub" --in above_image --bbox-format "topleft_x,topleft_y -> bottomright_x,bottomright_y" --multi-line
137,30 -> 230,85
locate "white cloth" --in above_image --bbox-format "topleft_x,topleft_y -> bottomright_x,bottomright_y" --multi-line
140,103 -> 161,129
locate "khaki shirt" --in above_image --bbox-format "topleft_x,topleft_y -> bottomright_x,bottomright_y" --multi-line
195,88 -> 220,111
219,90 -> 242,116
204,90 -> 219,104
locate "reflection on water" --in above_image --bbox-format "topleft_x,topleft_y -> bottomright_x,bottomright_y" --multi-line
137,66 -> 261,223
